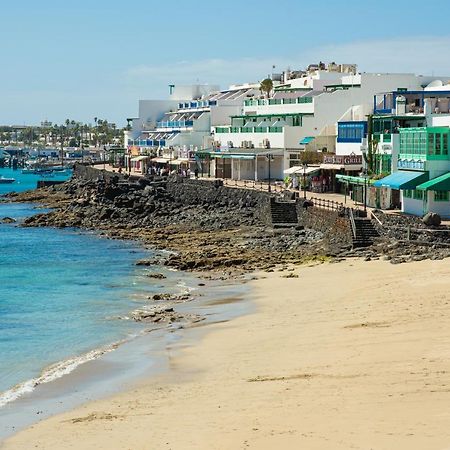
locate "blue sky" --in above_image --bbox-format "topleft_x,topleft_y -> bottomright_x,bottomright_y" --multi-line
1,0 -> 450,126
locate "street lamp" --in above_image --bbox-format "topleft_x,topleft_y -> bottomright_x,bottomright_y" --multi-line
266,153 -> 274,192
302,162 -> 308,199
360,169 -> 368,214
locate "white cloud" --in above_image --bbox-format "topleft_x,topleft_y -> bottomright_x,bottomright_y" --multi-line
124,56 -> 295,93
125,35 -> 450,95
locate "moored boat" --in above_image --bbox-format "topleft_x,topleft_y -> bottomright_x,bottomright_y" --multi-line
0,176 -> 15,184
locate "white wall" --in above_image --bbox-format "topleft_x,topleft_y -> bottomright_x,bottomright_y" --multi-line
231,159 -> 256,180
402,195 -> 424,216
214,129 -> 286,150
211,104 -> 242,126
404,191 -> 450,218
335,142 -> 363,156
430,115 -> 450,127
255,155 -> 283,180
426,160 -> 450,180
169,130 -> 210,150
192,113 -> 211,132
426,191 -> 450,218
137,100 -> 180,131
243,101 -> 314,116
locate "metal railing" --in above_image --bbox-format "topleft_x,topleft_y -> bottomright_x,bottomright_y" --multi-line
310,196 -> 346,212
201,177 -> 288,193
371,210 -> 450,245
349,208 -> 357,239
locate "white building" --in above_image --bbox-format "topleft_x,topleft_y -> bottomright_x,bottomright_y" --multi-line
213,65 -> 447,181
125,83 -> 258,173
370,81 -> 450,217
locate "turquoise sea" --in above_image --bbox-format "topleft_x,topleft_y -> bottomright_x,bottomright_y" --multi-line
0,167 -> 72,196
0,169 -> 186,408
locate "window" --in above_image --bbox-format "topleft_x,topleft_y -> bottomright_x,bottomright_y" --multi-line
403,190 -> 412,198
337,122 -> 366,142
435,134 -> 441,155
443,134 -> 448,155
413,190 -> 424,200
428,133 -> 434,155
413,133 -> 419,155
435,191 -> 449,202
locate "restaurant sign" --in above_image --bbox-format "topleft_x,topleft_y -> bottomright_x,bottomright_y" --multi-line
397,159 -> 425,171
323,154 -> 362,166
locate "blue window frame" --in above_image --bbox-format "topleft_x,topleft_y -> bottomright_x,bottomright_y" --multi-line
337,121 -> 368,143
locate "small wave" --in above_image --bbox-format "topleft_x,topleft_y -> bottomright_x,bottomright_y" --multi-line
0,341 -> 124,408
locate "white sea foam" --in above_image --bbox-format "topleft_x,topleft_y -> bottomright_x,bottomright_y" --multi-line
0,341 -> 122,408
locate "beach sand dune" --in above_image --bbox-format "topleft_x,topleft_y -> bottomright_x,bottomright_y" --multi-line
3,259 -> 450,449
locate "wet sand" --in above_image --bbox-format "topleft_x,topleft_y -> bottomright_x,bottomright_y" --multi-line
0,274 -> 251,441
3,258 -> 450,449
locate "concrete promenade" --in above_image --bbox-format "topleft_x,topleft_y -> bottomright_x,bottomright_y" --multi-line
92,163 -> 449,225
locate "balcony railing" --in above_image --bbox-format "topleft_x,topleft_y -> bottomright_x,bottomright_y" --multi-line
157,120 -> 194,128
177,100 -> 217,109
244,97 -> 313,107
215,126 -> 283,134
133,139 -> 166,147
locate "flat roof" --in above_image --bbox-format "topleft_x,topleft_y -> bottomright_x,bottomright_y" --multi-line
231,113 -> 314,119
373,114 -> 425,120
376,90 -> 450,96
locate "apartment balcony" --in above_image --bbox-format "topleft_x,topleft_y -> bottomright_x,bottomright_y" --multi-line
215,126 -> 283,134
156,120 -> 194,129
132,139 -> 166,147
244,97 -> 313,107
177,100 -> 217,110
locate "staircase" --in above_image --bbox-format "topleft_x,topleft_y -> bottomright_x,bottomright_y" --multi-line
352,217 -> 379,247
270,199 -> 298,227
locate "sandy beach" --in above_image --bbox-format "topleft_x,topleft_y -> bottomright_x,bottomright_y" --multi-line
3,258 -> 450,450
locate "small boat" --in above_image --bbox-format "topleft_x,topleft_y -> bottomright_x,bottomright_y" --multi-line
21,168 -> 37,174
39,171 -> 55,178
0,176 -> 15,184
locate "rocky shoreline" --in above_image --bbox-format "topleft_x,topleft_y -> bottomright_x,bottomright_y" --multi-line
3,167 -> 449,273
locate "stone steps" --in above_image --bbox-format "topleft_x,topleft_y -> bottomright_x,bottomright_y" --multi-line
270,200 -> 298,226
352,218 -> 379,248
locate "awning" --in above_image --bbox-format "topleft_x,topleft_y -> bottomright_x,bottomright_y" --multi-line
373,170 -> 428,190
230,155 -> 255,160
299,136 -> 315,145
284,165 -> 320,175
320,163 -> 344,170
320,163 -> 362,171
131,156 -> 149,162
152,157 -> 170,163
212,153 -> 255,159
336,174 -> 374,186
416,172 -> 450,191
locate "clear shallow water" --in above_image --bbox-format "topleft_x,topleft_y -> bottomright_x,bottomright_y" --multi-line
0,202 -> 181,405
0,167 -> 71,195
0,169 -> 251,441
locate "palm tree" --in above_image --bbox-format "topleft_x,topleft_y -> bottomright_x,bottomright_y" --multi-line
260,78 -> 273,99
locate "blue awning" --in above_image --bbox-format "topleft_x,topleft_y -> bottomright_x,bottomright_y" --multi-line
299,136 -> 315,145
373,171 -> 428,190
